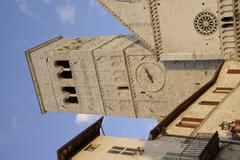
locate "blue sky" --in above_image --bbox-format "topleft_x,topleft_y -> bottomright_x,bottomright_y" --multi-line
0,0 -> 157,159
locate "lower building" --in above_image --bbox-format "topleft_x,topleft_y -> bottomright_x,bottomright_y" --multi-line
57,117 -> 234,160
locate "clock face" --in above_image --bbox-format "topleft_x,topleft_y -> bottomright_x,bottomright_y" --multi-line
135,62 -> 165,92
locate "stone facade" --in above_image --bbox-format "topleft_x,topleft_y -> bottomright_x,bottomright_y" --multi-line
26,35 -> 221,119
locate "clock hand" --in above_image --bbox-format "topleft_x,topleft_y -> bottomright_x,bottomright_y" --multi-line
149,108 -> 154,113
106,104 -> 113,111
144,68 -> 154,83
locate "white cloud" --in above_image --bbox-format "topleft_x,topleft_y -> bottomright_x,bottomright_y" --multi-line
55,5 -> 76,24
42,0 -> 51,4
12,114 -> 20,130
15,0 -> 33,17
75,114 -> 100,125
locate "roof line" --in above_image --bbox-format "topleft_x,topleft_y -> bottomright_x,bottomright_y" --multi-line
57,117 -> 104,160
25,36 -> 63,53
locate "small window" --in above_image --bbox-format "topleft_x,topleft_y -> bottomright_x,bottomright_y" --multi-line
108,150 -> 121,154
108,146 -> 124,155
64,96 -> 78,104
108,146 -> 137,156
62,87 -> 76,94
122,152 -> 135,156
117,86 -> 129,90
84,144 -> 100,152
58,71 -> 73,79
125,148 -> 137,152
112,146 -> 124,150
55,60 -> 70,68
